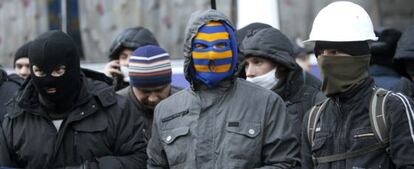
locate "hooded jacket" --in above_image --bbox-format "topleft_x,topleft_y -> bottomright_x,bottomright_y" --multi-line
108,27 -> 159,91
395,25 -> 414,63
301,78 -> 414,168
240,27 -> 325,145
0,73 -> 147,169
147,9 -> 300,168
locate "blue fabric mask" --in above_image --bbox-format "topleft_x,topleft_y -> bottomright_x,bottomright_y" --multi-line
191,21 -> 238,88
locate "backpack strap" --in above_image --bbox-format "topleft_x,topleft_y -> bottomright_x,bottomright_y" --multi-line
307,99 -> 329,146
369,88 -> 391,143
312,141 -> 388,164
312,88 -> 392,165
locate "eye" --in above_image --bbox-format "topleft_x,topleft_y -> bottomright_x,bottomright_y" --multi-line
32,65 -> 46,77
213,42 -> 227,49
51,65 -> 66,77
16,64 -> 23,69
195,43 -> 208,50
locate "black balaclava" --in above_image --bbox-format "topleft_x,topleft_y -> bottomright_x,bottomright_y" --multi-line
14,41 -> 32,68
29,30 -> 81,111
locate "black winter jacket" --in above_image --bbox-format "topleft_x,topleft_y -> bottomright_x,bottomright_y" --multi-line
301,78 -> 414,168
0,76 -> 147,169
0,69 -> 20,122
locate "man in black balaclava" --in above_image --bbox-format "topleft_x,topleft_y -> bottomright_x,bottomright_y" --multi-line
29,30 -> 82,113
0,30 -> 147,169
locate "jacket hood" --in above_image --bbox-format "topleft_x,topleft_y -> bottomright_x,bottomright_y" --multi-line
183,9 -> 237,87
395,25 -> 414,61
109,27 -> 159,60
240,27 -> 296,70
236,23 -> 272,78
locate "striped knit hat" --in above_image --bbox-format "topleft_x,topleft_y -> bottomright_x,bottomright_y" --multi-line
128,45 -> 172,87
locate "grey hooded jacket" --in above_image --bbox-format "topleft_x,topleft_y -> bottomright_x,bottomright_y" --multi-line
146,9 -> 300,169
240,27 -> 325,149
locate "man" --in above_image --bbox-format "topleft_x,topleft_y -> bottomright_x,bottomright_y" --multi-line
104,27 -> 159,91
9,41 -> 32,84
236,22 -> 272,79
240,27 -> 325,147
301,1 -> 414,168
394,25 -> 414,99
117,45 -> 181,141
369,27 -> 413,98
0,30 -> 147,168
147,9 -> 300,168
0,68 -> 20,121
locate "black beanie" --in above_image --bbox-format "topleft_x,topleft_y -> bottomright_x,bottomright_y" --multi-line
314,41 -> 370,57
14,41 -> 32,68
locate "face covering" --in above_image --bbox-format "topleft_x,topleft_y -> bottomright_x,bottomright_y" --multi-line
191,21 -> 238,88
120,65 -> 130,82
318,54 -> 370,96
246,68 -> 278,89
29,30 -> 81,107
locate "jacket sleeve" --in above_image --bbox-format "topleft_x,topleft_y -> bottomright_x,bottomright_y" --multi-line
0,119 -> 19,168
300,110 -> 314,169
255,94 -> 301,168
146,105 -> 170,169
386,93 -> 414,168
93,101 -> 148,169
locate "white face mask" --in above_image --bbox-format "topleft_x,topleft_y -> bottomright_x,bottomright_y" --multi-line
246,68 -> 278,90
120,66 -> 130,82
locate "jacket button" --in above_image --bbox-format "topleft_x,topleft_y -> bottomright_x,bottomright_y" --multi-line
92,105 -> 96,108
248,129 -> 255,135
80,112 -> 85,116
166,136 -> 172,142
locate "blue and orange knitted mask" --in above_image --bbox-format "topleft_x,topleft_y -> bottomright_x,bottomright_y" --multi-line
191,21 -> 238,88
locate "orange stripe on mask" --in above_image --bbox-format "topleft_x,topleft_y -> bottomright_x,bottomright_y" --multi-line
206,22 -> 223,26
192,50 -> 232,60
194,32 -> 229,42
194,64 -> 231,73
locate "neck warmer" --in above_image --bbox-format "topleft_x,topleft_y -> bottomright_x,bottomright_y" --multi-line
318,54 -> 370,96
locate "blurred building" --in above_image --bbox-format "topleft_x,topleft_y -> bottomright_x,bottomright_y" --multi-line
0,0 -> 413,67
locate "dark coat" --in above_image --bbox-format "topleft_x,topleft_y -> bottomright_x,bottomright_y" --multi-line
0,69 -> 20,122
301,78 -> 414,168
0,76 -> 147,169
369,64 -> 414,99
117,85 -> 181,141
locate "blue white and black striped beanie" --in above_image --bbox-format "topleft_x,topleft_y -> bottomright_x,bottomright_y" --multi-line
128,45 -> 172,87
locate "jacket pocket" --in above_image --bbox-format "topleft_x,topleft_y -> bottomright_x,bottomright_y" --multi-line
160,126 -> 190,166
346,127 -> 386,168
71,117 -> 110,162
224,121 -> 261,165
311,132 -> 328,155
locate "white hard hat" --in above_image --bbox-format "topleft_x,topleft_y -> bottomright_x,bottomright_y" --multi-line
305,1 -> 378,42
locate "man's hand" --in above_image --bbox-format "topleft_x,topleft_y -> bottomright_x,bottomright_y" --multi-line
103,60 -> 122,78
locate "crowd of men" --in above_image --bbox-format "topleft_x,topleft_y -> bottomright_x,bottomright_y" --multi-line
0,1 -> 414,168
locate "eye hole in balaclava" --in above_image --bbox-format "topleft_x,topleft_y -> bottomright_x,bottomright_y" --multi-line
29,30 -> 81,105
191,21 -> 238,88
